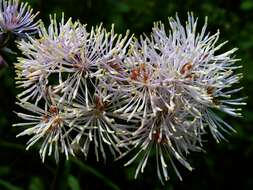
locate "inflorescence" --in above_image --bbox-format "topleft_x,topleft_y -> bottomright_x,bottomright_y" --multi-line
5,0 -> 244,184
0,0 -> 39,67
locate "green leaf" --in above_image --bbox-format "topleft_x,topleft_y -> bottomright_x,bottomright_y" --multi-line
0,179 -> 23,190
70,158 -> 120,190
0,140 -> 25,151
0,166 -> 11,177
67,175 -> 81,190
28,177 -> 45,190
117,2 -> 130,13
241,0 -> 253,10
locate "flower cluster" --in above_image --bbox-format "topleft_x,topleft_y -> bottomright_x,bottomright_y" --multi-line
14,13 -> 244,183
15,15 -> 132,163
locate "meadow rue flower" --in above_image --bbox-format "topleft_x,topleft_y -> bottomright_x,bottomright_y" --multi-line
110,13 -> 244,183
69,84 -> 131,161
113,33 -> 201,184
14,88 -> 78,162
14,15 -> 132,162
15,15 -> 86,103
15,15 -> 132,104
14,12 -> 244,183
151,13 -> 245,142
0,0 -> 39,37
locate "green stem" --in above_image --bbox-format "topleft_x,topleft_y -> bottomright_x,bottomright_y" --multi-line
70,158 -> 121,190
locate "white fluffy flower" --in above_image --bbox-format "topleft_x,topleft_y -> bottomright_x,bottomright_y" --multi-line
14,90 -> 78,162
16,15 -> 131,104
69,84 -> 131,161
151,14 -> 244,141
0,0 -> 39,36
14,12 -> 244,183
111,13 -> 244,183
15,15 -> 132,162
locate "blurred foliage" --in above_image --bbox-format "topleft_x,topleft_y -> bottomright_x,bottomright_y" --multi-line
0,0 -> 253,189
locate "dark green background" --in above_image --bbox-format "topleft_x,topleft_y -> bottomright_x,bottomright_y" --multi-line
0,0 -> 252,189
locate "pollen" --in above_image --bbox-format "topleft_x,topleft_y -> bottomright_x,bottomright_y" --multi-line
180,62 -> 193,75
152,130 -> 167,144
49,105 -> 58,115
207,86 -> 214,95
130,68 -> 140,80
130,64 -> 149,83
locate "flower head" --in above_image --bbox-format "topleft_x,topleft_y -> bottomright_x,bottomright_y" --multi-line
0,0 -> 39,37
14,88 -> 77,162
14,15 -> 132,162
69,84 -> 131,161
16,15 -> 131,104
151,13 -> 244,141
14,12 -> 244,183
112,13 -> 244,183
